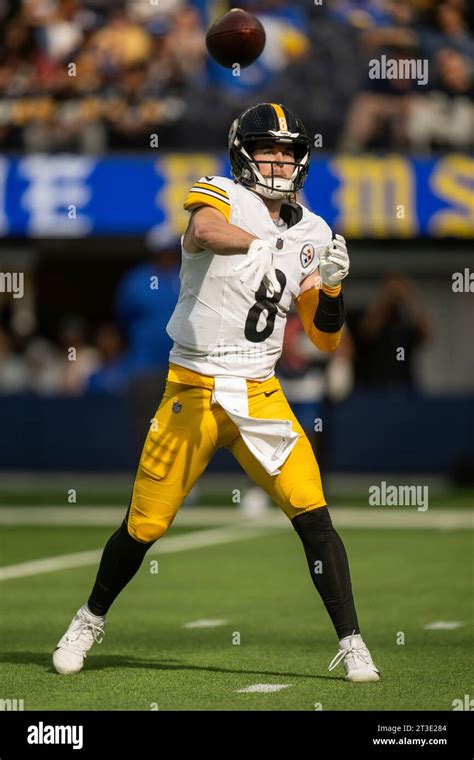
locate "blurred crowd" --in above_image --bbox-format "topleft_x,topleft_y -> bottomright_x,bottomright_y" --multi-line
0,240 -> 181,395
0,0 -> 472,153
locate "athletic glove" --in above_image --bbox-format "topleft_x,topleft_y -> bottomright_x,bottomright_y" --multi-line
232,239 -> 280,297
319,234 -> 350,288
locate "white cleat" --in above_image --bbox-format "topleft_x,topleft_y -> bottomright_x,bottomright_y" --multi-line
53,604 -> 106,675
328,631 -> 380,682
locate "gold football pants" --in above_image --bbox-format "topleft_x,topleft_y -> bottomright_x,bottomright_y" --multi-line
127,363 -> 327,543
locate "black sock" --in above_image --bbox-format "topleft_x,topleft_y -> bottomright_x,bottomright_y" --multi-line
292,506 -> 360,640
87,520 -> 155,616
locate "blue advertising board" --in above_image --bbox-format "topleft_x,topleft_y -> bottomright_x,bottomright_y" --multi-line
1,153 -> 472,238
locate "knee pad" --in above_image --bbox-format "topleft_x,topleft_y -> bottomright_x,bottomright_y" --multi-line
126,513 -> 170,544
120,519 -> 157,549
286,478 -> 326,513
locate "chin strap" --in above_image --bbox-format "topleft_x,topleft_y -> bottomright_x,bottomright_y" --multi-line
252,182 -> 295,201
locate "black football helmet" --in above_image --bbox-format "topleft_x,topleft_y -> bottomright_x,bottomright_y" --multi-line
228,103 -> 312,200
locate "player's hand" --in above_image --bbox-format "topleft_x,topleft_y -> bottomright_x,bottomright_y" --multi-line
232,239 -> 280,297
319,235 -> 350,287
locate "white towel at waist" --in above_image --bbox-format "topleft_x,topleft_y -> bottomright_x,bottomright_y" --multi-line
211,375 -> 299,476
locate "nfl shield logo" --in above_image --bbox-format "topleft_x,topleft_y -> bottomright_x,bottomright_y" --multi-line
300,243 -> 315,268
172,400 -> 182,414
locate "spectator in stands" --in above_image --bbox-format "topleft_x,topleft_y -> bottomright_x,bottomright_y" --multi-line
115,232 -> 181,449
57,314 -> 101,395
25,335 -> 64,394
406,47 -> 473,151
88,6 -> 152,73
115,234 -> 180,376
353,273 -> 431,390
0,327 -> 30,392
338,0 -> 422,151
417,0 -> 472,59
86,322 -> 130,393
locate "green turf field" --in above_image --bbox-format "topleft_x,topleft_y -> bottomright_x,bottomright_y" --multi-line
0,516 -> 473,711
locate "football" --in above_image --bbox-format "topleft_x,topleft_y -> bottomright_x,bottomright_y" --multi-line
206,8 -> 266,69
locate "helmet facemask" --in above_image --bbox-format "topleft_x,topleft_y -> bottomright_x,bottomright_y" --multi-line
241,139 -> 310,199
230,131 -> 310,200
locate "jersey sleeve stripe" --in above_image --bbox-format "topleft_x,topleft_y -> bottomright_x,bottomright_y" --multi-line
193,182 -> 230,199
183,191 -> 231,222
187,187 -> 231,205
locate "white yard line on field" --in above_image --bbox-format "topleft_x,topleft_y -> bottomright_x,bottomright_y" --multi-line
236,684 -> 291,693
0,506 -> 260,526
0,522 -> 286,582
424,621 -> 465,630
183,619 -> 228,628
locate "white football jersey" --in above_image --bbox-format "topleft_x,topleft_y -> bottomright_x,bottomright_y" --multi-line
167,176 -> 332,379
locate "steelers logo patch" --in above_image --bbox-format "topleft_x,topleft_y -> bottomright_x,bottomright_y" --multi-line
300,243 -> 315,268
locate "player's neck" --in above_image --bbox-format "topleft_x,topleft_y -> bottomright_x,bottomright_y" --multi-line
250,187 -> 285,220
261,197 -> 283,220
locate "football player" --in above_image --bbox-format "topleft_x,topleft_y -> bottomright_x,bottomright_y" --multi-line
53,103 -> 379,683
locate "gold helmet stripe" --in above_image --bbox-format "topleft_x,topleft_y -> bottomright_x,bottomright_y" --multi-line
269,103 -> 288,132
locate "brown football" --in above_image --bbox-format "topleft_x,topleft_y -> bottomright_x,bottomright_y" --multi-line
206,8 -> 266,69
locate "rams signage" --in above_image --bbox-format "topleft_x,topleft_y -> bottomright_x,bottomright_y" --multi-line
1,154 -> 472,239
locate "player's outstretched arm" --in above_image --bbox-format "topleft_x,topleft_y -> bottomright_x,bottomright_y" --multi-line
294,235 -> 350,352
184,206 -> 257,255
